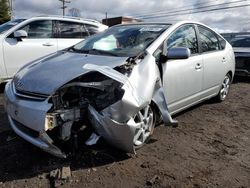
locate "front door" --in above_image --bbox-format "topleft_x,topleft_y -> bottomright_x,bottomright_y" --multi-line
162,24 -> 203,114
3,20 -> 58,78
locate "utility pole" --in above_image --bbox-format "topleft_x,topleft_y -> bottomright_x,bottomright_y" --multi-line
59,0 -> 71,16
8,0 -> 13,19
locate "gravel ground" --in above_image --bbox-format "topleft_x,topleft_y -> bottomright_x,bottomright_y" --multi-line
0,77 -> 249,188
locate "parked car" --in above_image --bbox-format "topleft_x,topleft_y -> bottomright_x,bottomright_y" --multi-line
0,16 -> 108,83
223,33 -> 250,76
4,21 -> 235,158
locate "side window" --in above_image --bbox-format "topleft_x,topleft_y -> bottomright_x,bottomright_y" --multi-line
58,21 -> 88,38
218,35 -> 226,50
19,20 -> 53,38
167,25 -> 198,54
85,24 -> 99,35
198,26 -> 220,52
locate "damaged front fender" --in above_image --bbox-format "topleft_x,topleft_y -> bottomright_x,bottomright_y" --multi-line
84,53 -> 171,153
88,105 -> 136,153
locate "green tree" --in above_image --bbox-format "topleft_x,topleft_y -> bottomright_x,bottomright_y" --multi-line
0,0 -> 10,24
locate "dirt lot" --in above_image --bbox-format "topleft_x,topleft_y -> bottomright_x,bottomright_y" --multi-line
0,77 -> 249,188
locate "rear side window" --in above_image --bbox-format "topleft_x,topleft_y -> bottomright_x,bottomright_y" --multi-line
198,26 -> 220,52
167,25 -> 198,54
19,20 -> 53,38
57,21 -> 89,38
85,24 -> 100,35
218,35 -> 226,50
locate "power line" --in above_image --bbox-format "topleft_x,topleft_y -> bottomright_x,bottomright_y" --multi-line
137,0 -> 249,19
59,0 -> 71,16
130,1 -> 217,17
141,3 -> 250,20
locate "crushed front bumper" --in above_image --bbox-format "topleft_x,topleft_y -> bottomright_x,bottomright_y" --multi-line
4,81 -> 66,158
8,116 -> 66,158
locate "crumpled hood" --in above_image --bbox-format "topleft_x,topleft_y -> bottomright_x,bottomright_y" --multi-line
14,51 -> 128,95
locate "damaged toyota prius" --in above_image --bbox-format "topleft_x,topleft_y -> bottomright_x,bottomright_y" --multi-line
4,21 -> 235,158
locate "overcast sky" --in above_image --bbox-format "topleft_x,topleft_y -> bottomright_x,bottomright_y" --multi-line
12,0 -> 250,33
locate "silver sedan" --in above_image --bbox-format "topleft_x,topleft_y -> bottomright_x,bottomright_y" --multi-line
4,21 -> 235,158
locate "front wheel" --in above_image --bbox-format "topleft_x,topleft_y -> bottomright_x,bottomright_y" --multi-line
215,73 -> 231,102
129,105 -> 156,149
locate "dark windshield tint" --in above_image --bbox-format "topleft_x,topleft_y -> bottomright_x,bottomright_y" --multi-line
0,19 -> 25,34
231,37 -> 250,47
72,24 -> 170,57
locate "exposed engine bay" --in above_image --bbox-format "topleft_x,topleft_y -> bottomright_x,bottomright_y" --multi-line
45,72 -> 125,143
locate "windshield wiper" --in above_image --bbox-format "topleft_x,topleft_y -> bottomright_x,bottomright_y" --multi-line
68,48 -> 118,56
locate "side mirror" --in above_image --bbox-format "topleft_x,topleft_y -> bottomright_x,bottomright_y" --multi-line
167,47 -> 191,60
14,30 -> 28,41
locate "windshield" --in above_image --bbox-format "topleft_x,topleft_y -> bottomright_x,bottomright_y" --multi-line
72,24 -> 170,57
230,36 -> 250,48
0,19 -> 26,34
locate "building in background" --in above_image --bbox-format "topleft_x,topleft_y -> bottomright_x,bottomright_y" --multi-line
102,16 -> 142,27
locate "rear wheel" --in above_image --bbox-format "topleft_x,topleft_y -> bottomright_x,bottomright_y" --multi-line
129,105 -> 155,149
216,73 -> 231,102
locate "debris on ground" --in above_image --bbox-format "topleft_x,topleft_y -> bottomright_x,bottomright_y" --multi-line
6,131 -> 17,142
146,175 -> 160,186
49,166 -> 71,187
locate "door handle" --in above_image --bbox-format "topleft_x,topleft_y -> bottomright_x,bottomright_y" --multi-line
222,57 -> 226,63
195,63 -> 202,70
42,43 -> 54,47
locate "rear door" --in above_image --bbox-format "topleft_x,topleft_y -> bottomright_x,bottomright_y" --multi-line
3,20 -> 58,77
162,24 -> 203,114
196,25 -> 227,98
56,21 -> 89,50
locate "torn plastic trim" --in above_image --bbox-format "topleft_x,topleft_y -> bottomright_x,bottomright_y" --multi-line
152,81 -> 173,125
8,115 -> 66,158
88,105 -> 136,153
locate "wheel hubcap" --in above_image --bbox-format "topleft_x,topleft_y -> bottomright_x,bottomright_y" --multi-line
220,76 -> 230,100
129,105 -> 154,146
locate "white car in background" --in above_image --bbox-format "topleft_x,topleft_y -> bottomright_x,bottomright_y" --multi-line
0,16 -> 108,83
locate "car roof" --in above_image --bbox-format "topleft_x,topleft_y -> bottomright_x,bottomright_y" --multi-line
20,15 -> 104,26
113,20 -> 208,27
113,20 -> 221,37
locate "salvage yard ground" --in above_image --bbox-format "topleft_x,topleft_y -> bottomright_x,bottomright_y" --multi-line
0,77 -> 249,188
